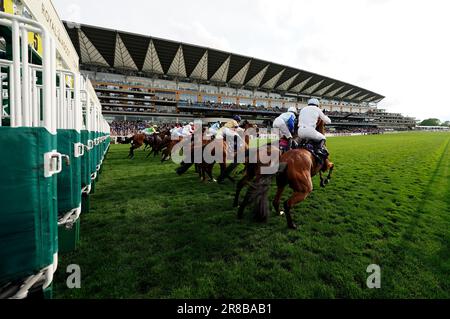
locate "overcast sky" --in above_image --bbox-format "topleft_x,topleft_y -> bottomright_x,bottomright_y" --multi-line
54,0 -> 450,122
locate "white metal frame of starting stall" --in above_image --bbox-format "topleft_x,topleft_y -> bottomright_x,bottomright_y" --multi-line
0,11 -> 59,299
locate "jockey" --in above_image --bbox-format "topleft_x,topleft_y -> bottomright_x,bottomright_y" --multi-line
298,98 -> 331,151
224,115 -> 241,130
142,125 -> 157,136
273,106 -> 298,147
216,115 -> 244,150
170,124 -> 184,139
207,121 -> 221,138
181,122 -> 195,137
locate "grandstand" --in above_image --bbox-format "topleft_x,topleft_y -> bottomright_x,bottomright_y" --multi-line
63,22 -> 415,132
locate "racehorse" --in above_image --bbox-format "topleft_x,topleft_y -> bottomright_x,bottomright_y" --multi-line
233,143 -> 281,222
175,130 -> 231,183
272,119 -> 334,229
146,129 -> 171,159
126,133 -> 152,159
234,119 -> 334,228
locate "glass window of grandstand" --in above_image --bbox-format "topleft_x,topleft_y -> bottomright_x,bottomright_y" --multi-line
180,94 -> 197,104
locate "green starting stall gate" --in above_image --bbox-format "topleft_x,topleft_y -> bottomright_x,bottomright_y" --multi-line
0,11 -> 110,299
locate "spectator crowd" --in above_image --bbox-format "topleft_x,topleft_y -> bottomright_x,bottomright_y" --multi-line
109,119 -> 386,138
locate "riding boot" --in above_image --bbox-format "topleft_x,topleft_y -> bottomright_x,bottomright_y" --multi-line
317,139 -> 329,156
318,139 -> 326,149
287,137 -> 293,150
289,137 -> 298,150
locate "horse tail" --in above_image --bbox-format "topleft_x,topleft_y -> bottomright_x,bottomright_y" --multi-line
250,174 -> 272,222
251,162 -> 288,222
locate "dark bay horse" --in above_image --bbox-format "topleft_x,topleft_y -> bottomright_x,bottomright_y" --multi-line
146,129 -> 171,159
126,133 -> 152,159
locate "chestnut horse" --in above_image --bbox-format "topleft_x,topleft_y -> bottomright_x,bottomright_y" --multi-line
234,119 -> 334,228
272,119 -> 334,229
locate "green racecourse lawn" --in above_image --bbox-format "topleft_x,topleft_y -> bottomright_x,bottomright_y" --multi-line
54,132 -> 450,299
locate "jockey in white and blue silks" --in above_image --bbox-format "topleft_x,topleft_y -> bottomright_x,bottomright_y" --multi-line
273,106 -> 298,140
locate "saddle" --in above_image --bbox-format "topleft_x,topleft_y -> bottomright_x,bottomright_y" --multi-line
291,137 -> 329,165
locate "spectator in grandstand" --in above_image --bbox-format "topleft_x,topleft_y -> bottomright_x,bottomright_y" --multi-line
298,98 -> 331,148
273,106 -> 298,146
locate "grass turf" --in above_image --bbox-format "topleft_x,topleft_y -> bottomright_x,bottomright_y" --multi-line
54,132 -> 450,299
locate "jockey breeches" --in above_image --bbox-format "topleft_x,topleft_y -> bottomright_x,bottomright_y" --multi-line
298,126 -> 326,142
273,118 -> 292,139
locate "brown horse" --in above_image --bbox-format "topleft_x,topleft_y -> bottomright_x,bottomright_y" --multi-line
175,132 -> 230,183
126,133 -> 152,159
161,137 -> 181,162
146,129 -> 171,159
272,119 -> 334,229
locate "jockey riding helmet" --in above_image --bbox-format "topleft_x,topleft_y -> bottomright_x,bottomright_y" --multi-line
308,98 -> 320,107
287,106 -> 298,115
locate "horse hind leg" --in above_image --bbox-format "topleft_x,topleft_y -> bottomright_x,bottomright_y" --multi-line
319,171 -> 326,188
161,149 -> 168,163
206,164 -> 216,183
325,162 -> 334,184
273,169 -> 288,214
273,184 -> 286,215
284,191 -> 311,230
234,175 -> 249,208
128,146 -> 135,159
237,185 -> 252,219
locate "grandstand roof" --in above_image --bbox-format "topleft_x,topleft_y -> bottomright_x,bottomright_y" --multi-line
63,21 -> 384,104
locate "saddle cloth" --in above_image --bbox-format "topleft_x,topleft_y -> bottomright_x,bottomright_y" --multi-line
292,137 -> 329,165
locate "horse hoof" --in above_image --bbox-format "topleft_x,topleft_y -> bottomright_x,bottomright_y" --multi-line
212,179 -> 217,183
288,223 -> 298,230
279,211 -> 285,216
324,179 -> 330,185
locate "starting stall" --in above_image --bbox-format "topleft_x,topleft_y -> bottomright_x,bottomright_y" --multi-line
0,0 -> 110,299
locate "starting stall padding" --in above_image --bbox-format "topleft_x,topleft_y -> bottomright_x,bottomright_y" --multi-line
81,129 -> 91,213
89,131 -> 97,192
57,129 -> 82,254
55,70 -> 84,255
0,127 -> 58,288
